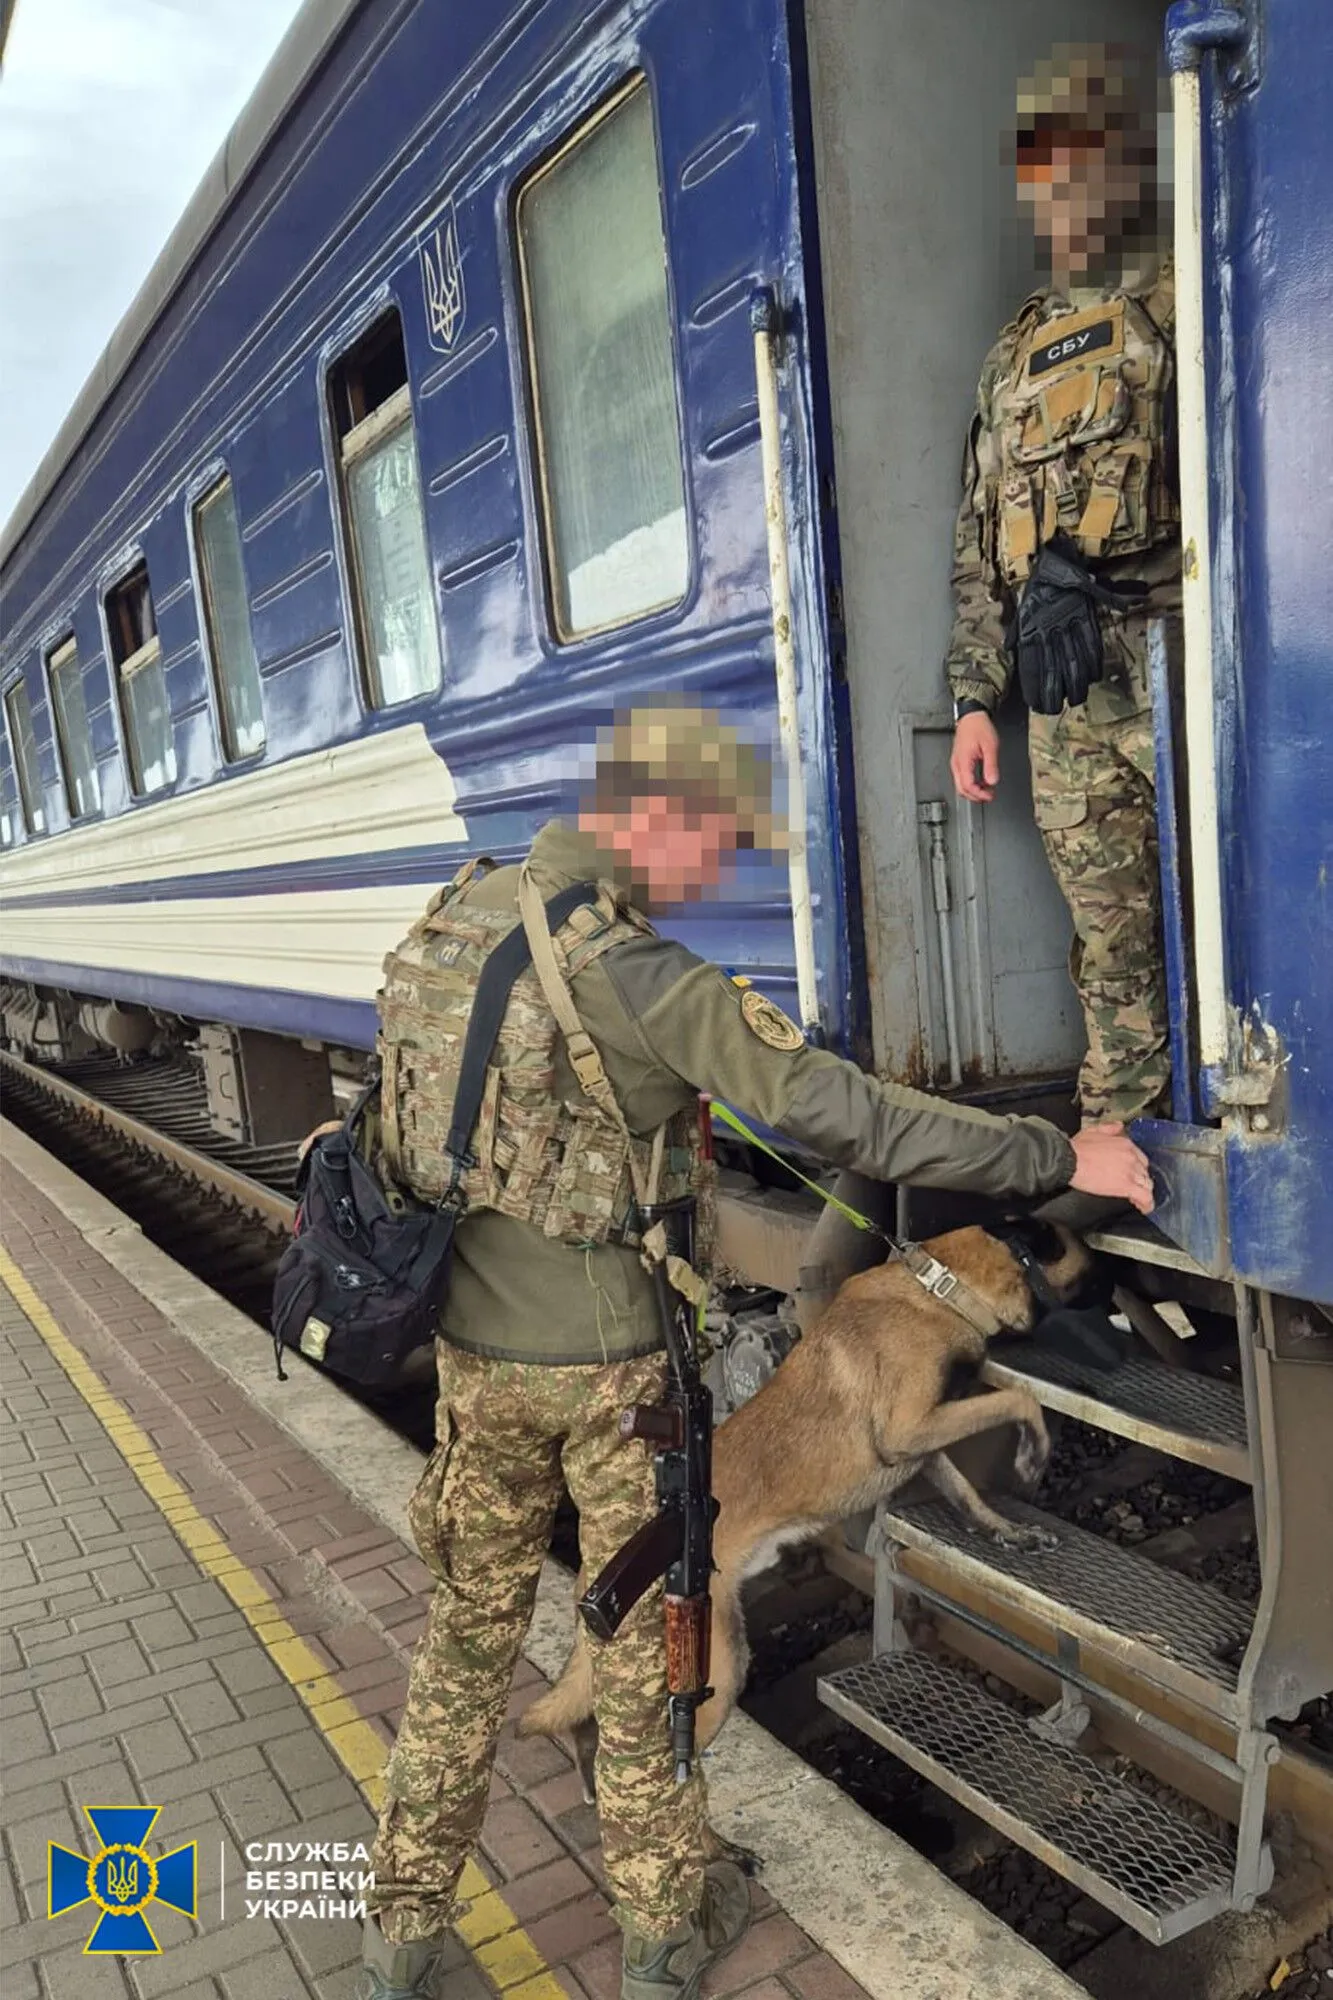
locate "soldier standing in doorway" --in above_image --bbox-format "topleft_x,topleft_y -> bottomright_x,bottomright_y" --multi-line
356,703 -> 1153,2000
948,45 -> 1179,1124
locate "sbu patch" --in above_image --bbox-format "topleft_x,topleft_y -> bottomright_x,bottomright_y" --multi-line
739,987 -> 804,1052
1028,314 -> 1117,378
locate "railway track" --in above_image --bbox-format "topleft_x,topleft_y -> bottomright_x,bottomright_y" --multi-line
0,1046 -> 296,1321
3,1044 -> 1330,1990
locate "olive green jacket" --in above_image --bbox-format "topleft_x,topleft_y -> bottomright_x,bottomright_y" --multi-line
437,822 -> 1075,1363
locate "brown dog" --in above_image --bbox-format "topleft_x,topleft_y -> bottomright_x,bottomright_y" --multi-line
520,1219 -> 1089,1783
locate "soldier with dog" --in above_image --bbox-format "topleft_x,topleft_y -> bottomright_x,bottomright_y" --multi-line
355,699 -> 1151,2000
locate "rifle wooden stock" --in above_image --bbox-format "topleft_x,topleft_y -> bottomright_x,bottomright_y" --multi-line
578,1508 -> 684,1642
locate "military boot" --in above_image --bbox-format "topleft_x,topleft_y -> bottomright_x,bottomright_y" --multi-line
621,1860 -> 752,2000
355,1915 -> 450,2000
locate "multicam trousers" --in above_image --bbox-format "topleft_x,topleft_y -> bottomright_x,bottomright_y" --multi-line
368,1343 -> 708,1946
1028,665 -> 1170,1122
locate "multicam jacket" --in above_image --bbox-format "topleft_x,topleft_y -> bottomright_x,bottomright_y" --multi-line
947,263 -> 1180,717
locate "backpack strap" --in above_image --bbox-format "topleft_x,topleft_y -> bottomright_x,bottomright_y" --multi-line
517,865 -> 664,1220
346,1068 -> 381,1129
294,1065 -> 382,1200
437,877 -> 600,1200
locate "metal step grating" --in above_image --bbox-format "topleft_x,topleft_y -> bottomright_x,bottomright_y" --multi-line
983,1344 -> 1250,1481
818,1651 -> 1237,1944
881,1498 -> 1251,1712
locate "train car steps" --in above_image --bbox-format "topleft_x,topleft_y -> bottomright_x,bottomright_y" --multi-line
817,1648 -> 1248,1944
981,1344 -> 1251,1481
878,1496 -> 1252,1722
817,1206 -> 1278,1942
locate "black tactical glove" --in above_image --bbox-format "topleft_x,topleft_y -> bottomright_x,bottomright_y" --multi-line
1013,534 -> 1143,716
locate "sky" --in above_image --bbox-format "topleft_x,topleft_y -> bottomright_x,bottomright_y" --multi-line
0,0 -> 308,530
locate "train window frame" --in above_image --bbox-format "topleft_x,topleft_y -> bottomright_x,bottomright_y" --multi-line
191,471 -> 267,763
326,308 -> 443,711
103,559 -> 177,798
514,73 -> 691,645
3,673 -> 47,836
0,754 -> 17,845
44,633 -> 102,821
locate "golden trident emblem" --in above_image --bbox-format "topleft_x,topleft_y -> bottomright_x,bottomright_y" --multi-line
105,1854 -> 139,1904
49,1805 -> 197,1954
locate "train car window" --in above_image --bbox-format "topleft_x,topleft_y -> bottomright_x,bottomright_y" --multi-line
105,562 -> 177,795
46,636 -> 102,819
4,678 -> 46,835
193,476 -> 266,760
517,80 -> 687,640
329,313 -> 442,708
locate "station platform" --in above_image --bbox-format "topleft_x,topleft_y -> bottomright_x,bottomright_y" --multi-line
0,1119 -> 1086,2000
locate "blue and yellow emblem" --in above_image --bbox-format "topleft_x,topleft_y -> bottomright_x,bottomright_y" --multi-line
48,1806 -> 196,1954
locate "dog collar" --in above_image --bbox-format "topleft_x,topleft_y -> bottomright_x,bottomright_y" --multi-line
896,1242 -> 1006,1339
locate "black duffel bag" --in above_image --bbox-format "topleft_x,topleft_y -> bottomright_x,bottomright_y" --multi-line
270,877 -> 598,1388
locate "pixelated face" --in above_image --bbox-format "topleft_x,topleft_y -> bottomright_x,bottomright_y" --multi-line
1015,44 -> 1157,280
585,793 -> 744,907
579,700 -> 775,906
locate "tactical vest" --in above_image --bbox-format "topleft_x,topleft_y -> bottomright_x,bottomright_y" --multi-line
987,270 -> 1177,585
376,864 -> 706,1252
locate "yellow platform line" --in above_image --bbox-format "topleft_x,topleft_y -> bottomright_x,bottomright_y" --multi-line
0,1245 -> 571,1998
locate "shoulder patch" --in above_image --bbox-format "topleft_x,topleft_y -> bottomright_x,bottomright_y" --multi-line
739,988 -> 804,1052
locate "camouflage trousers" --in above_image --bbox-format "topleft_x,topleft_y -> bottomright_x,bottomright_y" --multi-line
368,1342 -> 708,1946
1029,679 -> 1169,1123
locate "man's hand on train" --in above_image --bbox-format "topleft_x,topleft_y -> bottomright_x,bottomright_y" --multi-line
1068,1122 -> 1155,1214
298,1119 -> 341,1163
950,711 -> 1001,802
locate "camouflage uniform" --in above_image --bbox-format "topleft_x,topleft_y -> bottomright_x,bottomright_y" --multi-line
368,803 -> 1078,1948
946,263 -> 1180,1120
371,1343 -> 704,1942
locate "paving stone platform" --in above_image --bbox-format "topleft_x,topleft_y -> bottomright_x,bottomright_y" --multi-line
1,1123 -> 1089,2000
0,1149 -> 878,2000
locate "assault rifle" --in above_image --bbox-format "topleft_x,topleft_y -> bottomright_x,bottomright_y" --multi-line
577,1186 -> 717,1785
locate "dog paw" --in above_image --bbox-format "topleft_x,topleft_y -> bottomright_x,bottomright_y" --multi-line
993,1524 -> 1059,1554
1012,1422 -> 1051,1491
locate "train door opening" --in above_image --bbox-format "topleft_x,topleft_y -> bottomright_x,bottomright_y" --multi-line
802,0 -> 1170,1097
798,7 -> 1330,1944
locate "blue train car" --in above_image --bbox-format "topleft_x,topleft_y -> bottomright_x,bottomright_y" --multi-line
1,0 -> 1330,1940
0,0 -> 852,1061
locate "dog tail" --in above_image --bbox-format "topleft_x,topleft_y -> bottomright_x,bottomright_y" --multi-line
518,1649 -> 599,1803
516,1638 -> 595,1743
